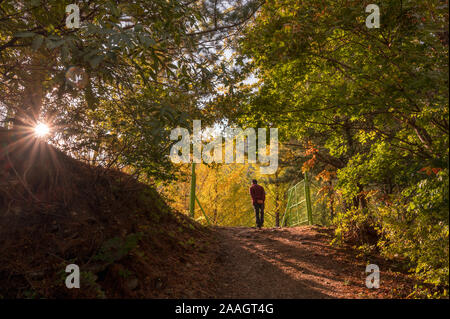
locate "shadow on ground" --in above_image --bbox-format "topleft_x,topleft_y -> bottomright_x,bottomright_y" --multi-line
206,226 -> 413,299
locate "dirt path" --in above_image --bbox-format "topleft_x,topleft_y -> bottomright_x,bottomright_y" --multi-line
208,226 -> 412,298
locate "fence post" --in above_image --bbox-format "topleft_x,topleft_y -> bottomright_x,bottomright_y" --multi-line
304,171 -> 313,225
281,188 -> 292,227
189,162 -> 196,217
195,195 -> 211,225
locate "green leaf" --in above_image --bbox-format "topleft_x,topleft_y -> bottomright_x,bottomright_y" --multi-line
14,32 -> 36,38
31,35 -> 44,50
89,55 -> 103,69
46,39 -> 65,49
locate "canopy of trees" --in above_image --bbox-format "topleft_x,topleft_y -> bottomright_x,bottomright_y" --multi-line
0,0 -> 262,179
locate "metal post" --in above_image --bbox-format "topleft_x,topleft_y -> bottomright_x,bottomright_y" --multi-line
282,188 -> 293,227
295,184 -> 300,224
189,162 -> 196,217
304,171 -> 313,225
195,195 -> 211,225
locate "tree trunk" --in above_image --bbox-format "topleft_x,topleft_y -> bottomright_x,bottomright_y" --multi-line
357,183 -> 367,210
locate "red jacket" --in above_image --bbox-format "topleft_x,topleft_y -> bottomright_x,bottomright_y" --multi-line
250,184 -> 265,205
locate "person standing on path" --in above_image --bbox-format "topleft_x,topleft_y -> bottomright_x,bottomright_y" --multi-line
250,179 -> 265,229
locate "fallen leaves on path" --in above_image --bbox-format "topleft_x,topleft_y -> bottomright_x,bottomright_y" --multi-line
205,226 -> 414,299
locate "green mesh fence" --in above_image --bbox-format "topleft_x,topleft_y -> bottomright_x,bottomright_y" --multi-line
281,176 -> 327,227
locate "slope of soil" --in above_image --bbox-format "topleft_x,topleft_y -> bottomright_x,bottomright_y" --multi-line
0,130 -> 215,298
205,226 -> 415,298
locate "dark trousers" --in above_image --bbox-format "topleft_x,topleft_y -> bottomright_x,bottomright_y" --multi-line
253,203 -> 264,228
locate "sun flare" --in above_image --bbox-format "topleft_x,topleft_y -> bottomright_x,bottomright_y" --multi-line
34,123 -> 50,138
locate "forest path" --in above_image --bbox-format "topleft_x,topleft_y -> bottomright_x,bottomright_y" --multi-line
209,226 -> 407,298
